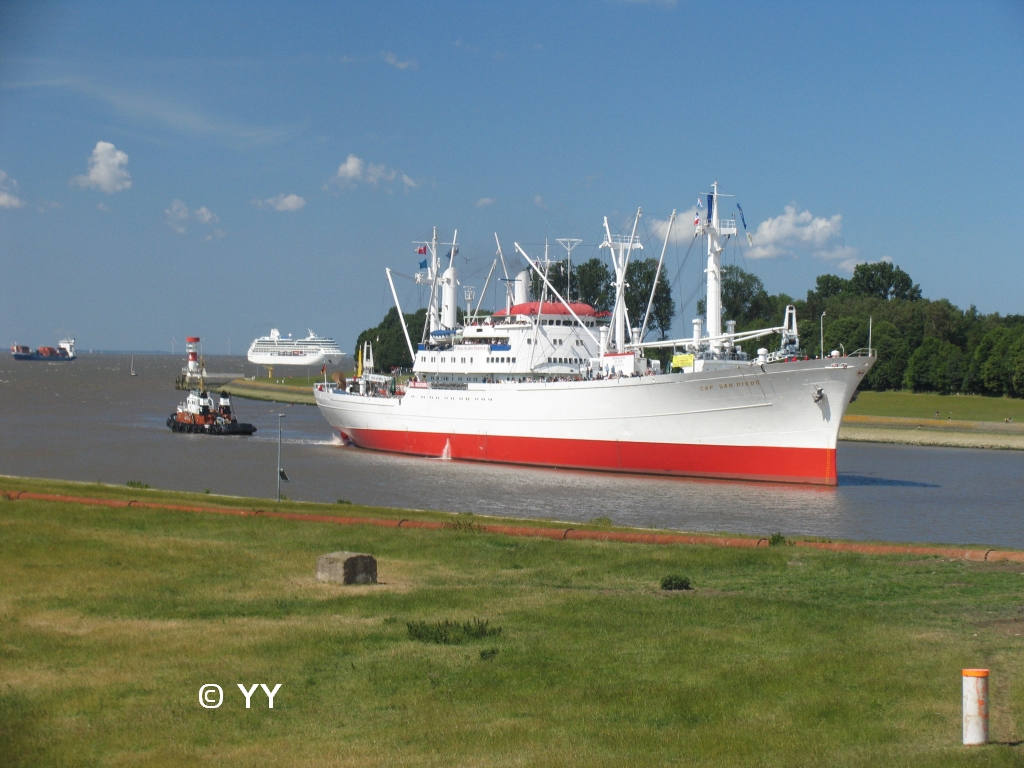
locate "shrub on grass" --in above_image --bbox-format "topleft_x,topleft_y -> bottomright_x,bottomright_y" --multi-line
660,575 -> 691,591
407,618 -> 501,645
125,481 -> 150,489
336,499 -> 352,505
769,531 -> 787,546
480,648 -> 499,661
443,515 -> 481,532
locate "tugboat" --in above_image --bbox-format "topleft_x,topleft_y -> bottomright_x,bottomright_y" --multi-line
167,390 -> 256,435
11,338 -> 76,361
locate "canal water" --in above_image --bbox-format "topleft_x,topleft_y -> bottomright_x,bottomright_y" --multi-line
2,354 -> 1022,548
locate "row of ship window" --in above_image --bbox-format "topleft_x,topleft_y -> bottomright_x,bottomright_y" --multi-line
541,319 -> 594,327
548,357 -> 579,364
419,355 -> 516,364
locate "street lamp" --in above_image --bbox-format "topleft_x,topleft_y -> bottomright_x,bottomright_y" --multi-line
276,414 -> 289,502
820,311 -> 826,359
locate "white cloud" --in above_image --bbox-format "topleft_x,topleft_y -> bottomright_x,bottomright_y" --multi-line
0,171 -> 23,208
650,207 -> 699,245
165,199 -> 190,233
330,154 -> 415,191
747,204 -> 846,260
255,193 -> 306,212
383,52 -> 417,70
534,195 -> 545,209
72,141 -> 131,193
165,200 -> 218,233
474,197 -> 495,208
364,162 -> 395,185
96,202 -> 111,212
194,206 -> 218,223
335,154 -> 363,181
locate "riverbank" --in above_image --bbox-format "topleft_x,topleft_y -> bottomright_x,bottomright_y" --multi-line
2,476 -> 1022,765
221,378 -> 317,405
840,414 -> 1024,450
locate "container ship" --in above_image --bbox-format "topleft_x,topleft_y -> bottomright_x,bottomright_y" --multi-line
11,338 -> 76,361
314,183 -> 874,485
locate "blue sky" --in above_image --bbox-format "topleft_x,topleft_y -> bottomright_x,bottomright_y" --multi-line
1,1 -> 1022,353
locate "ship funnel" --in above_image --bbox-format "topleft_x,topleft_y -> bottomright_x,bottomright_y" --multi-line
441,267 -> 459,329
514,269 -> 531,306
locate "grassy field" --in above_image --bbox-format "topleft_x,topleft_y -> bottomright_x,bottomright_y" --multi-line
847,391 -> 1024,423
1,478 -> 1022,766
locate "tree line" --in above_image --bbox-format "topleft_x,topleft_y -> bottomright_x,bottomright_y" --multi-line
354,257 -> 1024,398
715,260 -> 1024,397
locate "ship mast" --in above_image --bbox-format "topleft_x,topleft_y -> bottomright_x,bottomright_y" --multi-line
701,182 -> 736,354
600,209 -> 643,354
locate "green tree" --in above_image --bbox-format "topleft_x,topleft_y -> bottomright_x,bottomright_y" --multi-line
1010,332 -> 1024,397
721,265 -> 769,325
863,321 -> 908,390
572,258 -> 613,312
355,307 -> 427,371
625,258 -> 675,340
823,316 -> 865,357
848,261 -> 922,301
904,338 -> 966,394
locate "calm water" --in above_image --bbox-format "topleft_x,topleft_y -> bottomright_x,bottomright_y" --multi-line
2,354 -> 1022,548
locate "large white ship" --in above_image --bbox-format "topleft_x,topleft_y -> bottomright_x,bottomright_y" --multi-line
314,183 -> 875,485
247,329 -> 344,370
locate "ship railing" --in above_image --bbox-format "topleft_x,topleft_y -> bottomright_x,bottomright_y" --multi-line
430,381 -> 469,391
845,347 -> 874,357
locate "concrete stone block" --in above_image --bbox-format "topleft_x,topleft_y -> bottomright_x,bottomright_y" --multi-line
316,551 -> 377,585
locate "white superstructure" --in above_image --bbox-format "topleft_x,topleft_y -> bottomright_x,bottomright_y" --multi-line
314,184 -> 875,486
247,329 -> 345,368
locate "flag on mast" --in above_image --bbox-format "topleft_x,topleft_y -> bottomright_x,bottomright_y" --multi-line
416,245 -> 427,254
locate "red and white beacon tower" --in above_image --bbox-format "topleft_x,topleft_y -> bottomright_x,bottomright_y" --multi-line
185,337 -> 201,376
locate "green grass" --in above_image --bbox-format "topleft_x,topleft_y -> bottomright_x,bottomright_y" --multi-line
1,479 -> 1023,766
847,391 -> 1024,423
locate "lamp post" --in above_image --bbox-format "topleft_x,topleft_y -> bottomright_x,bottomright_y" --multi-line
276,414 -> 289,502
820,311 -> 826,359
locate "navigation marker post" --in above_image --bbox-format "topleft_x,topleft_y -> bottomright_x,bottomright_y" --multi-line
962,669 -> 989,745
276,414 -> 289,502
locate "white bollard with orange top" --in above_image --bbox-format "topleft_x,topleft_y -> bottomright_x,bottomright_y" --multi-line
962,669 -> 989,746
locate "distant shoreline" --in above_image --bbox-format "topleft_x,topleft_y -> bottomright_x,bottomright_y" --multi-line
840,415 -> 1024,450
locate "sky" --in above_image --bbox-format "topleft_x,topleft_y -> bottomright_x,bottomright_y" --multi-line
1,0 -> 1022,354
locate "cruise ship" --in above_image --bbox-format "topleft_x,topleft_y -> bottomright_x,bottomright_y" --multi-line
247,329 -> 344,370
313,182 -> 874,485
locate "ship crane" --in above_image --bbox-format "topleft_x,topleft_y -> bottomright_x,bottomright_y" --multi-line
628,181 -> 801,366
